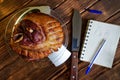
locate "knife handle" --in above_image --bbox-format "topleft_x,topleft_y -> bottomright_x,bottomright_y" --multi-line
70,51 -> 78,80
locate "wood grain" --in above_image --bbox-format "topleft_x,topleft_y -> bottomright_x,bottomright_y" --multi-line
0,0 -> 120,80
54,0 -> 97,23
0,0 -> 32,21
70,52 -> 78,80
82,0 -> 120,21
0,0 -> 69,80
78,11 -> 120,80
56,0 -> 120,80
27,0 -> 67,9
106,11 -> 120,25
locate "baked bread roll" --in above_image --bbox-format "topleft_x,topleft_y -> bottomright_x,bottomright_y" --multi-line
10,12 -> 64,60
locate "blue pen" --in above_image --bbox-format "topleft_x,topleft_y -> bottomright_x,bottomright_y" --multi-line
85,39 -> 106,74
86,8 -> 102,14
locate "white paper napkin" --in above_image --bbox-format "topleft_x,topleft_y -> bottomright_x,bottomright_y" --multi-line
48,45 -> 71,67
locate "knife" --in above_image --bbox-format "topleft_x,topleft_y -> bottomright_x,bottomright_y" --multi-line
70,9 -> 82,80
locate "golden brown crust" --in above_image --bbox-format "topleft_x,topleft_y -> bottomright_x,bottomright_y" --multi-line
10,13 -> 64,60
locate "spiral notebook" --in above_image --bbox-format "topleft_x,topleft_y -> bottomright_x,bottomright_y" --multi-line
80,20 -> 120,68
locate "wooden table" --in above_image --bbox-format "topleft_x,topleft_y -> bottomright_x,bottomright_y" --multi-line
0,0 -> 120,80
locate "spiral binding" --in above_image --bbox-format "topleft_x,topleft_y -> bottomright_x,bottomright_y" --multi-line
80,20 -> 93,60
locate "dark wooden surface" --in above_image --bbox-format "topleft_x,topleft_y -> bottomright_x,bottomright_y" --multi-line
0,0 -> 120,80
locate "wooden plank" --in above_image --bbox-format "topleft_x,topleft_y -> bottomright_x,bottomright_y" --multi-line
78,13 -> 120,80
37,1 -> 101,79
0,0 -> 32,20
4,0 -> 97,79
27,0 -> 67,9
81,0 -> 120,21
0,0 -> 3,3
77,12 -> 120,80
0,0 -> 68,80
0,14 -> 64,80
0,0 -> 119,80
95,63 -> 120,80
0,57 -> 28,80
106,11 -> 120,25
54,0 -> 98,24
56,0 -> 120,79
6,59 -> 51,80
23,65 -> 67,80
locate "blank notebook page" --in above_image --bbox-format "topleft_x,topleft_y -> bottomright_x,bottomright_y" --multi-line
80,20 -> 120,68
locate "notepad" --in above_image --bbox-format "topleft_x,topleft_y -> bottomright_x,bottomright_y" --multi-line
80,20 -> 120,68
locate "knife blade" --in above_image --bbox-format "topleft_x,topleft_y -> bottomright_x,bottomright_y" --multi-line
70,9 -> 82,80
